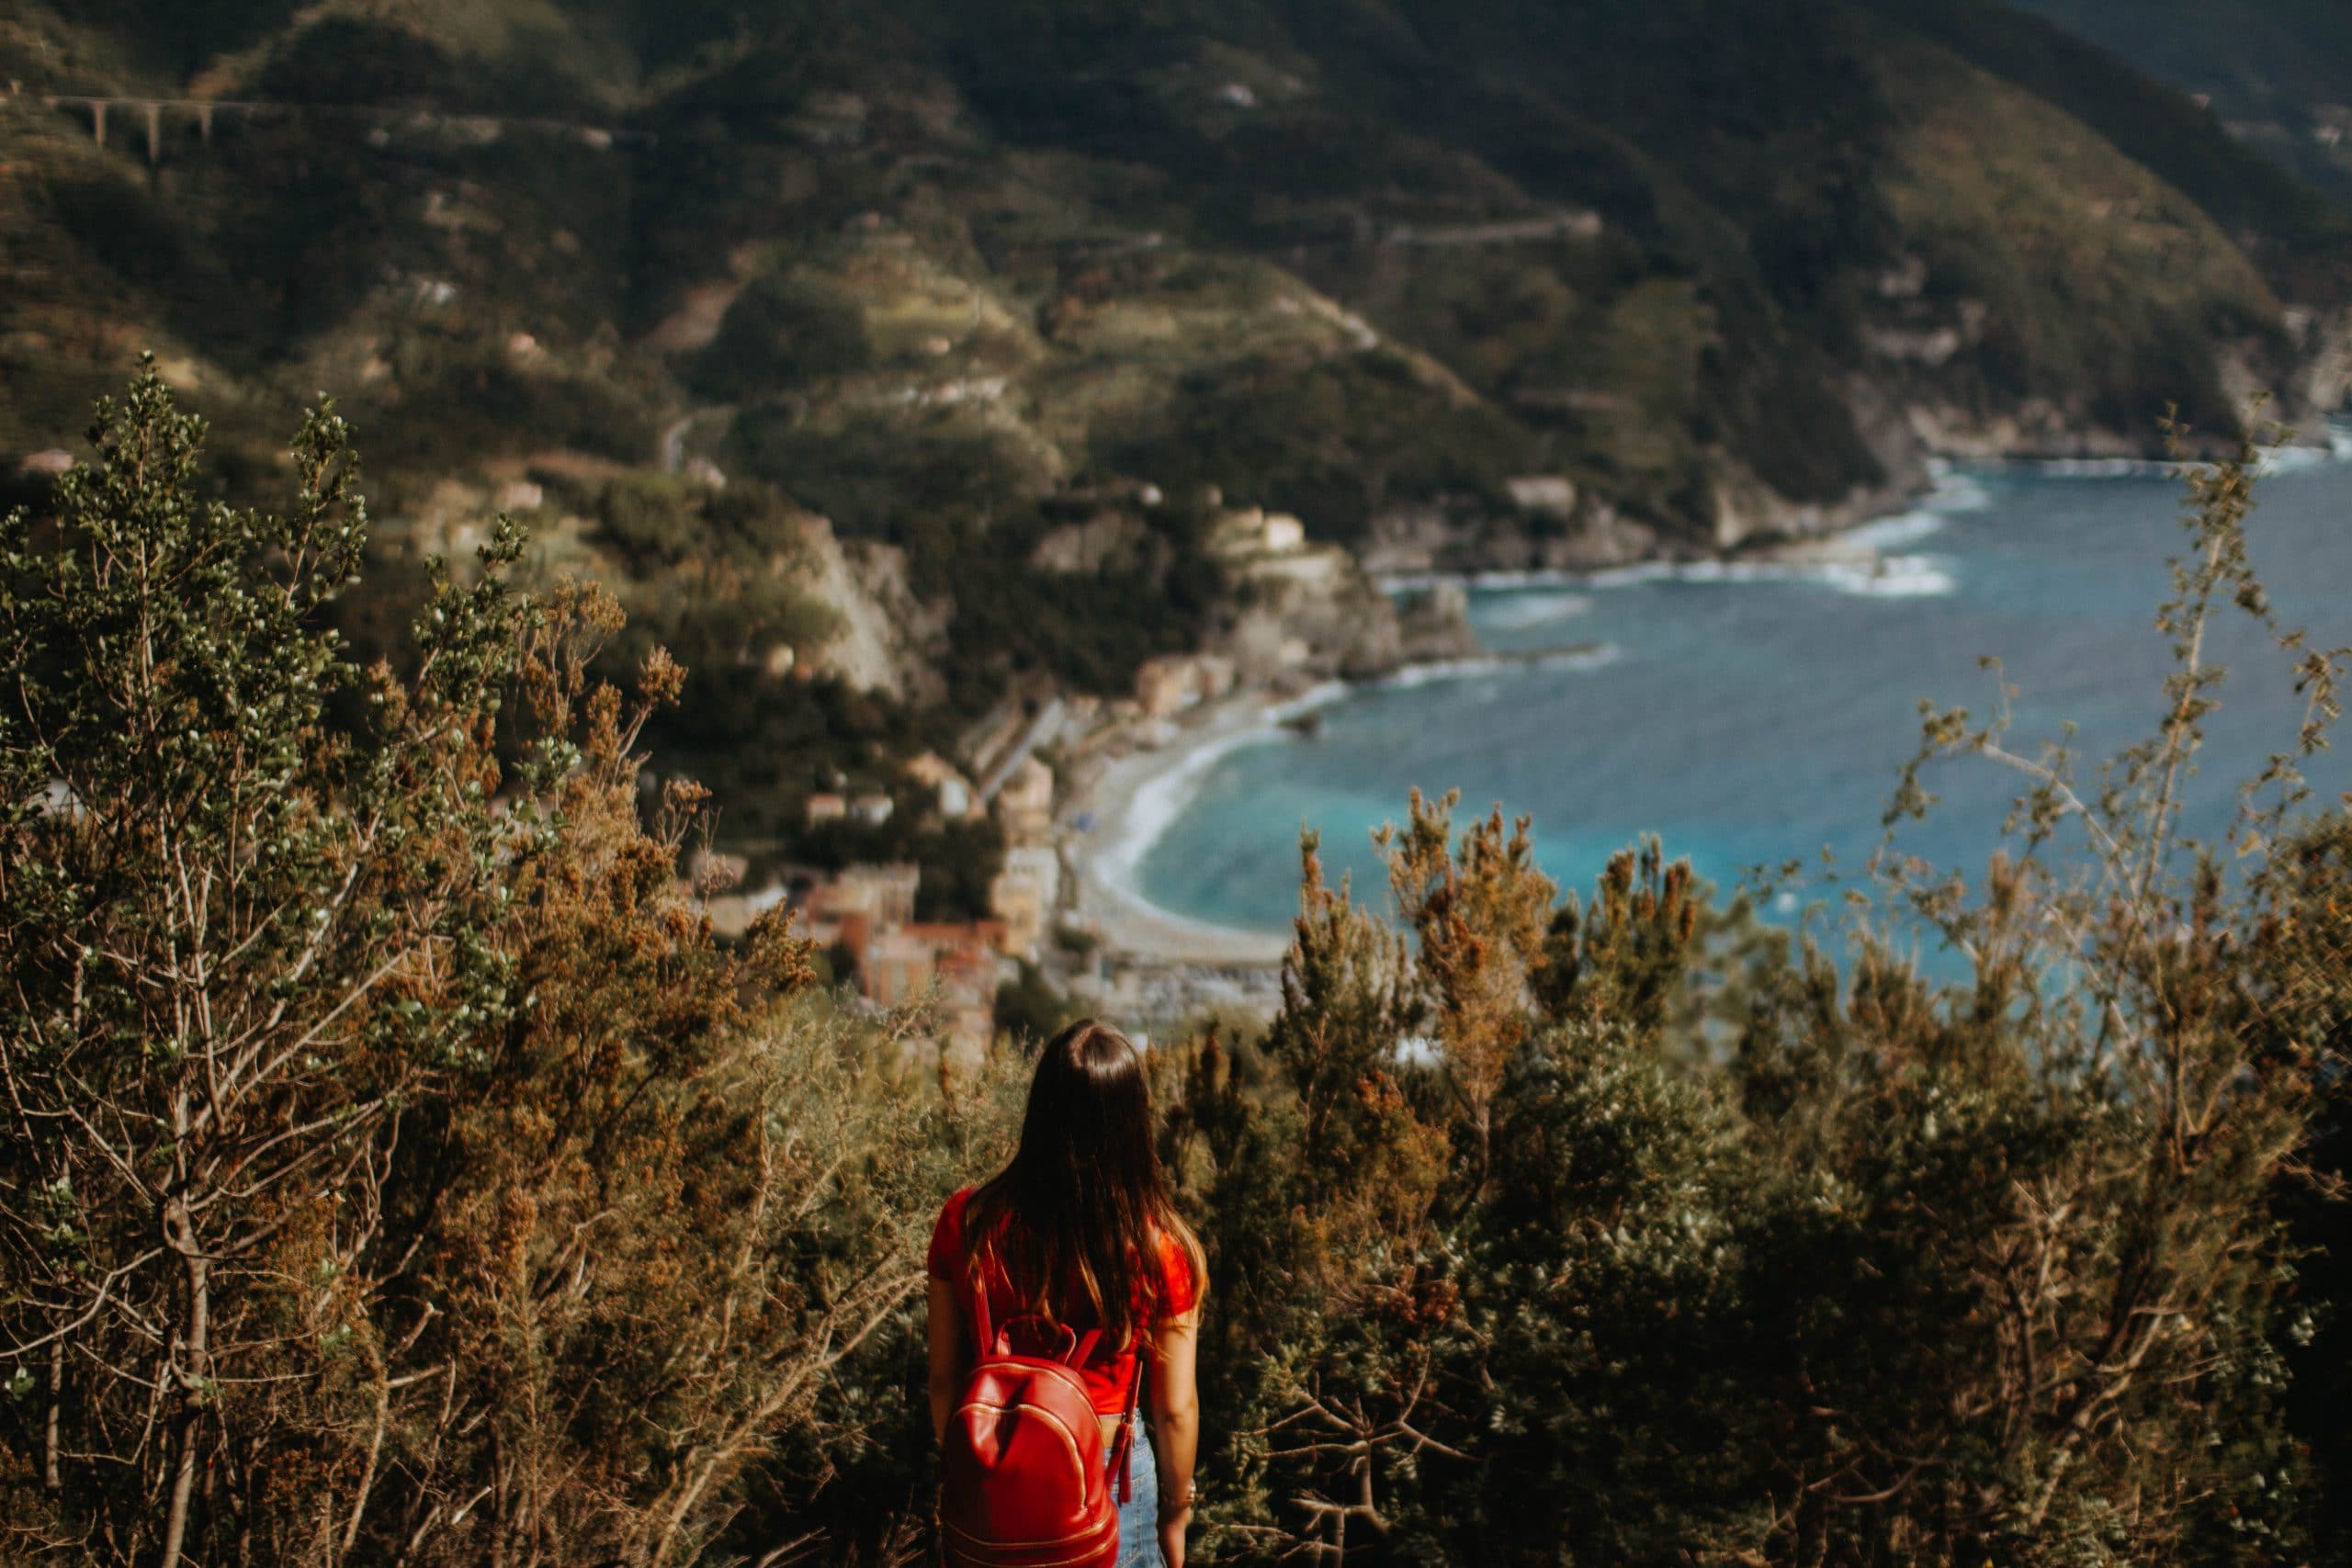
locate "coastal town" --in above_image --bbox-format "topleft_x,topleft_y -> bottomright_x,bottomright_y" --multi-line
684,499 -> 1443,1064
671,470 -> 1922,1068
695,723 -> 1288,1066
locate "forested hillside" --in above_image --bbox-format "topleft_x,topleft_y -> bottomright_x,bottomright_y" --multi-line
2009,0 -> 2352,197
3,0 -> 2349,826
6,0 -> 2346,552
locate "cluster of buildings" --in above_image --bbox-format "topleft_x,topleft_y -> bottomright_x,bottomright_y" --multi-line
795,863 -> 1001,1065
686,502 -> 1368,1057
698,743 -> 1068,1068
1133,651 -> 1238,721
802,790 -> 897,827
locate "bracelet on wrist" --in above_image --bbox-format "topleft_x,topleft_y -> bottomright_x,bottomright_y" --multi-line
1159,1487 -> 1197,1518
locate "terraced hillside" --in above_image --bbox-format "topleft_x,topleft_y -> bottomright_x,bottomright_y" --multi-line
2008,0 -> 2352,197
4,0 -> 2348,716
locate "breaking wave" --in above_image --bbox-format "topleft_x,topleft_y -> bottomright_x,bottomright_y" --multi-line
1374,644 -> 1624,689
1579,555 -> 1958,598
1477,590 -> 1596,630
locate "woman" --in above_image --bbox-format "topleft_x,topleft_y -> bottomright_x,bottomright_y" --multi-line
928,1019 -> 1206,1568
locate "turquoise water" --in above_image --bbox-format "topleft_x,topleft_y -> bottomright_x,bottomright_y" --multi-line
1129,454 -> 2352,942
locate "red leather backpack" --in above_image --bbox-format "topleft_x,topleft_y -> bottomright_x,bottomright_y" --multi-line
939,1286 -> 1137,1568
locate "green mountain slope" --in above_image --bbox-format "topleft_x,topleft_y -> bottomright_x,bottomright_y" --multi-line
1867,24 -> 2290,451
3,0 -> 2346,699
2007,0 -> 2352,197
1880,0 -> 2352,290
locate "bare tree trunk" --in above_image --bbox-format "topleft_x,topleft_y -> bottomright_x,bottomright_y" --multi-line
340,1372 -> 392,1562
44,1335 -> 63,1492
161,1194 -> 210,1568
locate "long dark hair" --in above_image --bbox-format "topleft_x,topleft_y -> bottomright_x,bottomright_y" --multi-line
964,1019 -> 1204,1347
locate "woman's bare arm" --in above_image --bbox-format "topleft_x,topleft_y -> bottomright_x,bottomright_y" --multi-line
927,1278 -> 967,1444
1148,1303 -> 1203,1564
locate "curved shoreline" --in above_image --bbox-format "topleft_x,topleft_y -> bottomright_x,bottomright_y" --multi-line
1069,690 -> 1340,966
1066,436 -> 2351,967
1062,468 -> 1984,964
1069,650 -> 1619,964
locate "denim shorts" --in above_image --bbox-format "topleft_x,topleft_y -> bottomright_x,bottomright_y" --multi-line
1113,1416 -> 1165,1568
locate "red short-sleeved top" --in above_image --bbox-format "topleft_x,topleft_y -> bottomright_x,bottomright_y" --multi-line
927,1186 -> 1201,1416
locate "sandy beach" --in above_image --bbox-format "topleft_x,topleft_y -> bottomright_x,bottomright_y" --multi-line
1064,690 -> 1343,967
1063,652 -> 1607,967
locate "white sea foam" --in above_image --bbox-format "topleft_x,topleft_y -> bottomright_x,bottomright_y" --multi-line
1992,444 -> 2337,479
1843,511 -> 1947,550
1092,649 -> 1619,916
1103,727 -> 1282,878
1374,643 -> 1624,689
1907,467 -> 1994,507
1268,680 -> 1354,724
2258,440 -> 2335,476
1577,561 -> 1677,589
1576,554 -> 1958,598
1966,428 -> 2352,482
1097,683 -> 1352,889
1666,557 -> 1959,597
1845,473 -> 1989,550
1478,590 -> 1596,630
1835,557 -> 1958,597
1395,468 -> 1987,604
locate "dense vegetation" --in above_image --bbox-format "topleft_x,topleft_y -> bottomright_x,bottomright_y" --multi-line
2007,0 -> 2352,199
6,0 -> 2347,559
6,367 -> 2347,1563
1879,0 -> 2352,288
0,370 -> 993,1565
7,0 -> 2349,896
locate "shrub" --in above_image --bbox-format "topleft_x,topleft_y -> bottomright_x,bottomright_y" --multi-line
1136,423 -> 2350,1563
6,368 -> 2345,1568
0,366 -> 1007,1566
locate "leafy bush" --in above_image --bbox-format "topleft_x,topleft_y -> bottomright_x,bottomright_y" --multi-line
688,270 -> 876,400
6,370 -> 2347,1568
1125,423 -> 2350,1564
1095,354 -> 1538,541
0,367 -> 1008,1565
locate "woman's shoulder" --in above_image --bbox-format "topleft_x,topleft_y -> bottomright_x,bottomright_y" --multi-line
923,1186 -> 978,1279
939,1185 -> 979,1235
1150,1214 -> 1205,1314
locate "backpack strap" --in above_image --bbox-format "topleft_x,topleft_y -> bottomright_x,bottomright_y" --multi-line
967,1260 -> 994,1356
1107,1335 -> 1145,1504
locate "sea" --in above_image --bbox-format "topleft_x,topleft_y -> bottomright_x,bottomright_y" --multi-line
1126,442 -> 2352,953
